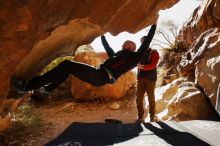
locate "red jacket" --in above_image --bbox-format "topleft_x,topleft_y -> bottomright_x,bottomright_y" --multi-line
138,49 -> 159,80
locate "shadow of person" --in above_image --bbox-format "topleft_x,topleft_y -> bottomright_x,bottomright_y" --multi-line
142,122 -> 209,146
44,120 -> 143,146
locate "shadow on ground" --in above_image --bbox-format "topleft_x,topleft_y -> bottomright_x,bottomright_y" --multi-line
45,121 -> 209,146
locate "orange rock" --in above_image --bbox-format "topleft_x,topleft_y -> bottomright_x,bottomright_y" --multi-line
0,0 -> 179,105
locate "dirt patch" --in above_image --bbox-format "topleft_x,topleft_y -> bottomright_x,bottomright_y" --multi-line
2,88 -> 137,146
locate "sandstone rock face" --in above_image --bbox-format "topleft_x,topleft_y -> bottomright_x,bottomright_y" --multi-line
150,0 -> 220,121
178,28 -> 220,106
154,78 -> 183,114
167,82 -> 211,121
0,0 -> 178,100
178,0 -> 220,48
195,28 -> 220,107
178,29 -> 216,76
13,19 -> 103,79
71,51 -> 136,101
154,78 -> 217,121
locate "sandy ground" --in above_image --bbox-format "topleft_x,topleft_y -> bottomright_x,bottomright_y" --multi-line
2,88 -> 142,146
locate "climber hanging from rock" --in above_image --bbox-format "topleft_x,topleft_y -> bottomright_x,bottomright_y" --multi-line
1,24 -> 156,116
14,24 -> 156,93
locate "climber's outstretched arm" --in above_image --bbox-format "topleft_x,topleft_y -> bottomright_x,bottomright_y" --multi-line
137,24 -> 156,54
101,35 -> 115,57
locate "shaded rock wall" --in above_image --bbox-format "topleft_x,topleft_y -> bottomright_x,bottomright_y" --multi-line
0,0 -> 178,100
71,51 -> 136,101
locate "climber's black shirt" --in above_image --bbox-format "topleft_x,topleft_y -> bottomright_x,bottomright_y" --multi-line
100,24 -> 156,79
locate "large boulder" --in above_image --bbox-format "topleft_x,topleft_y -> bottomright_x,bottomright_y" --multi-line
71,51 -> 136,101
153,78 -> 218,121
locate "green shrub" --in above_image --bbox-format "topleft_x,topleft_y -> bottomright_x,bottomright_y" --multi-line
40,45 -> 93,75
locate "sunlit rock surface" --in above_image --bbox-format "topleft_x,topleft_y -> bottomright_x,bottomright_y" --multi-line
176,0 -> 220,109
178,0 -> 220,48
178,28 -> 220,106
154,78 -> 217,121
195,28 -> 220,107
155,0 -> 220,121
71,51 -> 136,101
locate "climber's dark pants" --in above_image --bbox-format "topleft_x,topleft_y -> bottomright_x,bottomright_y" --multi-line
25,60 -> 110,91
